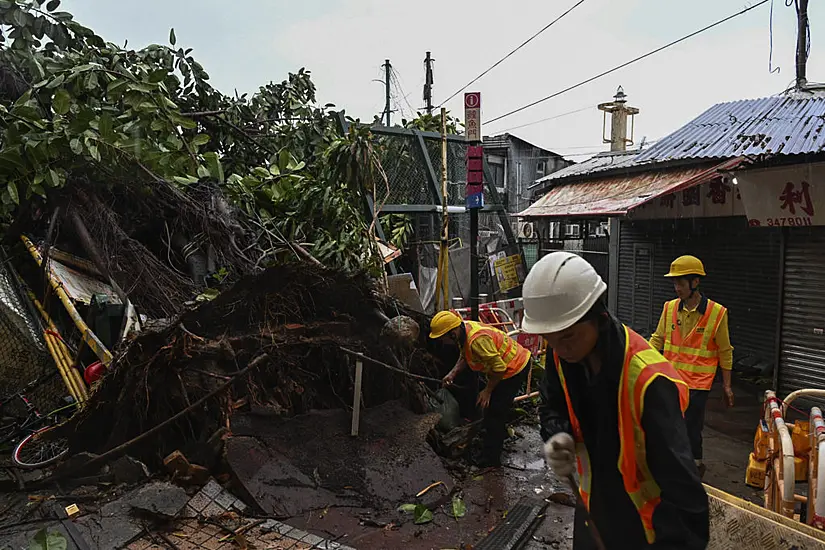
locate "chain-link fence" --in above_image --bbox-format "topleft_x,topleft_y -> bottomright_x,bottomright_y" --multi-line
0,260 -> 64,417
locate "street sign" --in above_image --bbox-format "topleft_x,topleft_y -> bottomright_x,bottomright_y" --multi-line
466,145 -> 484,209
464,92 -> 481,143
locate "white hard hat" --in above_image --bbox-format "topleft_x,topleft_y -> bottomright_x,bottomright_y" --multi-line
521,252 -> 607,335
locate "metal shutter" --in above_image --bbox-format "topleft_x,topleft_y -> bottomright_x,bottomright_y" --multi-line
778,227 -> 825,396
618,217 -> 781,365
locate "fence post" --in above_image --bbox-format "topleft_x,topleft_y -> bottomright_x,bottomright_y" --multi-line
351,360 -> 363,437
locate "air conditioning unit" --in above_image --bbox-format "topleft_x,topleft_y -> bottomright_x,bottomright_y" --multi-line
564,223 -> 581,238
518,221 -> 536,239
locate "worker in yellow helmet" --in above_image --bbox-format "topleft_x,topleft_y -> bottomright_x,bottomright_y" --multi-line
429,310 -> 531,468
650,255 -> 734,479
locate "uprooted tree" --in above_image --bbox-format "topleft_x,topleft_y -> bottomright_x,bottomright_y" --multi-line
0,1 -> 449,464
0,0 -> 395,318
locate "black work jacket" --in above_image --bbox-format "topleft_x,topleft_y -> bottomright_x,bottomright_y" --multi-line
538,314 -> 709,550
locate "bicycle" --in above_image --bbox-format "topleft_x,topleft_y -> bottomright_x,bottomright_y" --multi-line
0,371 -> 76,469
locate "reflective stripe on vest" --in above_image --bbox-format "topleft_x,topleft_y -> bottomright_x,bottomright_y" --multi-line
554,325 -> 689,544
662,298 -> 726,390
464,321 -> 530,379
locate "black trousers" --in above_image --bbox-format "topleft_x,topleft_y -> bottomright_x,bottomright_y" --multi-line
684,389 -> 709,460
481,367 -> 528,462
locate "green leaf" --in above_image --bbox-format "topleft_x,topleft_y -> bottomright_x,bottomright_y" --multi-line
88,144 -> 100,161
52,88 -> 71,115
451,496 -> 466,519
46,0 -> 61,11
278,149 -> 291,172
28,529 -> 67,550
197,165 -> 210,178
31,183 -> 46,198
397,504 -> 417,513
191,134 -> 210,147
413,504 -> 433,525
149,69 -> 167,83
169,28 -> 176,46
7,181 -> 18,205
45,74 -> 65,89
195,288 -> 219,302
11,8 -> 27,28
98,113 -> 113,138
106,79 -> 127,94
203,152 -> 223,183
46,169 -> 60,187
269,165 -> 280,176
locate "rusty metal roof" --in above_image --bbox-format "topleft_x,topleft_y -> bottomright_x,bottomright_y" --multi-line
519,158 -> 742,218
531,149 -> 651,186
637,93 -> 825,162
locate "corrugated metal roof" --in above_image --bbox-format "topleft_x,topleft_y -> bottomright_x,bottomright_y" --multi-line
530,149 -> 651,186
638,93 -> 825,162
519,158 -> 742,218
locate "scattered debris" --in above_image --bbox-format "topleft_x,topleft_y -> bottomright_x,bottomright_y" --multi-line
59,263 -> 437,467
110,456 -> 150,485
126,481 -> 189,518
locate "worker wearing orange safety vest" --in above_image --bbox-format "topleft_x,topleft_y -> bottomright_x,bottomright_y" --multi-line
650,255 -> 735,479
523,252 -> 708,549
429,310 -> 530,468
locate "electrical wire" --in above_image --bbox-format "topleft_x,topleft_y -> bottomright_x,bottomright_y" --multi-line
492,105 -> 597,133
486,0 -> 771,125
438,0 -> 587,106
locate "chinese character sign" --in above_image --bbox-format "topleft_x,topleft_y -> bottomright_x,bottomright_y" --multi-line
737,163 -> 825,227
706,179 -> 731,205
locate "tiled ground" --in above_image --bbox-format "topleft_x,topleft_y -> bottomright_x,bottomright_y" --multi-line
126,518 -> 355,550
124,479 -> 354,550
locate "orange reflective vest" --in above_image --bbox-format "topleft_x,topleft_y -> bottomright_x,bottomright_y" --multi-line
662,298 -> 727,390
464,321 -> 530,379
554,325 -> 689,544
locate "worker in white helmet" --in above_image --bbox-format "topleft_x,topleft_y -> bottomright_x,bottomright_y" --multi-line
522,252 -> 708,550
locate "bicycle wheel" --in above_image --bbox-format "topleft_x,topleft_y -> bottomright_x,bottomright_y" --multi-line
11,426 -> 69,469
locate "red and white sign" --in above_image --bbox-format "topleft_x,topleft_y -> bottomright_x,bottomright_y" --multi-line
464,92 -> 481,109
464,92 -> 481,142
737,163 -> 825,228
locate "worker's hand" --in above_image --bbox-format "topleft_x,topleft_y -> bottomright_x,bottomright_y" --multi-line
476,388 -> 493,409
544,432 -> 576,477
724,386 -> 735,408
442,369 -> 458,387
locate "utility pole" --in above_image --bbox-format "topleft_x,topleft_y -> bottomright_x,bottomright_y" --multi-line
796,0 -> 809,89
424,52 -> 434,115
383,59 -> 392,126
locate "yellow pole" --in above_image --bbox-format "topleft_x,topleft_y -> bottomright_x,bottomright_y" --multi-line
21,235 -> 113,366
25,285 -> 89,403
434,108 -> 450,311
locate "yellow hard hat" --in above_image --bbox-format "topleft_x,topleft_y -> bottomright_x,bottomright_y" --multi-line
429,310 -> 463,339
665,255 -> 706,278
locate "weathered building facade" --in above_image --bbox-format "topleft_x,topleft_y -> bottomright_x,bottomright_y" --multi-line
483,133 -> 571,218
521,91 -> 825,395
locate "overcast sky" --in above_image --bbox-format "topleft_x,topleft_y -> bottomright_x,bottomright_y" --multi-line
62,0 -> 824,159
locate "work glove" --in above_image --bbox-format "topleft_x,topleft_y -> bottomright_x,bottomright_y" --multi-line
544,432 -> 576,477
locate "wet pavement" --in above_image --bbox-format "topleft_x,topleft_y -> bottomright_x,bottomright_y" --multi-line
0,380 -> 767,549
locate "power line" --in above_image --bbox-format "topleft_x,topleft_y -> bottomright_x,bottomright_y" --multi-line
487,0 -> 771,125
438,0 -> 587,106
492,104 -> 596,133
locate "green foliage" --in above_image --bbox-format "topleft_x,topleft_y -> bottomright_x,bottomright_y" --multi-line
28,530 -> 67,550
385,213 -> 413,249
401,111 -> 462,134
0,1 -> 384,273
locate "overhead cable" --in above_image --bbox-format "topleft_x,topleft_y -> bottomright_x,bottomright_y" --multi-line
438,0 -> 587,106
486,0 -> 771,125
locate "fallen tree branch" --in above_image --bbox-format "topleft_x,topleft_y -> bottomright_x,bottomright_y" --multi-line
339,347 -> 442,384
47,353 -> 270,481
